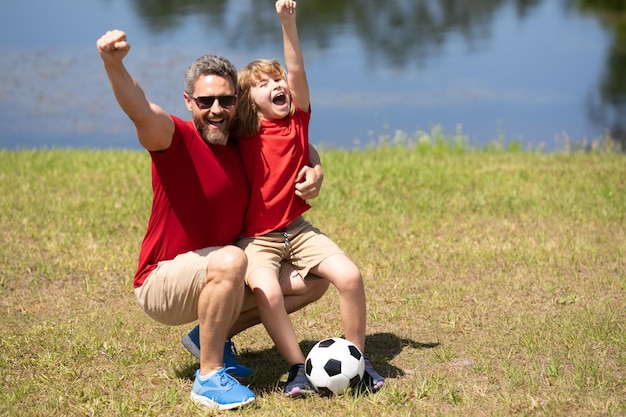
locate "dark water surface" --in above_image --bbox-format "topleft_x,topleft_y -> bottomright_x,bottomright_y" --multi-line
0,0 -> 618,150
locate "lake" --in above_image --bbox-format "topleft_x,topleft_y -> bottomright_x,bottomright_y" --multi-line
0,0 -> 620,150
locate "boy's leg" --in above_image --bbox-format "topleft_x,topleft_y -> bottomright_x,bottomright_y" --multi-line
286,218 -> 386,391
312,254 -> 385,391
247,267 -> 307,366
246,266 -> 314,397
182,263 -> 329,366
311,254 -> 366,351
231,264 -> 329,337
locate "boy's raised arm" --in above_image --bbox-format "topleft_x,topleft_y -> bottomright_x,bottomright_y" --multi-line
276,0 -> 309,113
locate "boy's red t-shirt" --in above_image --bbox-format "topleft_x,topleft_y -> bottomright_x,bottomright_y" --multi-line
238,107 -> 311,236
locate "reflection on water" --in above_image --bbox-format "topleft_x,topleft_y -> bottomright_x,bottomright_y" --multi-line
577,0 -> 626,146
128,0 -> 544,68
0,0 -> 623,149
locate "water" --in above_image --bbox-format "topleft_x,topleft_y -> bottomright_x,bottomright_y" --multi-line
0,0 -> 616,150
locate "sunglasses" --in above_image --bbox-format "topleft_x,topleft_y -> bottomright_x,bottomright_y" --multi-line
187,94 -> 237,109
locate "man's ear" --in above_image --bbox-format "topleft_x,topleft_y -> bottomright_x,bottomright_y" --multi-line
183,93 -> 193,112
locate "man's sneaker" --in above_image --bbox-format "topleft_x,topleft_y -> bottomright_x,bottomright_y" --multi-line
284,363 -> 314,397
222,340 -> 253,377
182,325 -> 253,377
190,368 -> 256,411
362,356 -> 385,391
181,325 -> 201,358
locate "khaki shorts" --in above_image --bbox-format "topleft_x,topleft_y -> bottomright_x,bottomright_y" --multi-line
133,246 -> 312,326
236,216 -> 344,283
134,247 -> 219,326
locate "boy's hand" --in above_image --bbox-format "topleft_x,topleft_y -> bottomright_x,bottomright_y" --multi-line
276,0 -> 296,20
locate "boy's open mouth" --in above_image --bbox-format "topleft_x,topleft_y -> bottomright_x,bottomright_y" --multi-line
272,92 -> 287,105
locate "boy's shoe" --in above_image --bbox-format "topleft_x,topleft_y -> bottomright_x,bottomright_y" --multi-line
190,368 -> 256,411
362,356 -> 385,391
284,363 -> 314,397
182,325 -> 253,378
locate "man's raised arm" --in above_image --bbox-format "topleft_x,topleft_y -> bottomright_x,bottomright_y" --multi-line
97,29 -> 174,151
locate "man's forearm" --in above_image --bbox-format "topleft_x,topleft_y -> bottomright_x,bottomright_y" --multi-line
309,144 -> 322,168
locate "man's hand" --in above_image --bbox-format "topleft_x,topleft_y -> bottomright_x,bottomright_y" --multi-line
96,29 -> 131,65
96,29 -> 174,151
295,164 -> 323,200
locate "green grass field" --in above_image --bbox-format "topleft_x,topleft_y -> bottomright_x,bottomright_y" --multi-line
1,137 -> 624,416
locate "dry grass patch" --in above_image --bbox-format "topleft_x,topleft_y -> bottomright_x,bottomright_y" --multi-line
1,147 -> 624,416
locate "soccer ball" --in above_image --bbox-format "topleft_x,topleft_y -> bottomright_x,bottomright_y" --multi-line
305,337 -> 365,395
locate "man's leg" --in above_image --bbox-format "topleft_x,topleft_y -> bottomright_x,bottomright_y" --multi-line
133,245 -> 255,409
197,246 -> 247,374
182,262 -> 329,362
229,262 -> 330,338
190,245 -> 256,410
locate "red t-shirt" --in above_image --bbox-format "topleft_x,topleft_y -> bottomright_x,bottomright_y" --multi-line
133,116 -> 250,288
238,107 -> 311,236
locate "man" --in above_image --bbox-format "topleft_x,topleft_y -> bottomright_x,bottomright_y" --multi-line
96,29 -> 328,411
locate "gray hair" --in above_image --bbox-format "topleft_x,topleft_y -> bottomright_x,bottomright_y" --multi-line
184,55 -> 238,94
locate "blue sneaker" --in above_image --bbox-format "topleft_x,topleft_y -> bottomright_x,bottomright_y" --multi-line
222,340 -> 254,377
181,325 -> 201,359
190,368 -> 256,410
284,363 -> 314,397
182,325 -> 253,378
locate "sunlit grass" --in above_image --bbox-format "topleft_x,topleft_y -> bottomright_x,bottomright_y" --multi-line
1,132 -> 624,416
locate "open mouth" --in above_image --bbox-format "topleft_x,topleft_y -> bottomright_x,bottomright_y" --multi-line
207,118 -> 225,129
272,92 -> 287,106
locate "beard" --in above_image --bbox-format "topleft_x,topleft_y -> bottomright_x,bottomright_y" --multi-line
192,113 -> 230,145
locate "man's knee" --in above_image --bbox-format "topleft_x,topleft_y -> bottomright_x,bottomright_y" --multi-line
207,245 -> 247,281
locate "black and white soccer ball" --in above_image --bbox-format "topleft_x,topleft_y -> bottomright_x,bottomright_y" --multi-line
305,337 -> 365,395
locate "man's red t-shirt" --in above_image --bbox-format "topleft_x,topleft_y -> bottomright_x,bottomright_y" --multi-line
133,116 -> 250,288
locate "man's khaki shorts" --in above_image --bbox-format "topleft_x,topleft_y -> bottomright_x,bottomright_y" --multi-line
236,216 -> 344,283
133,246 -> 317,326
134,247 -> 220,326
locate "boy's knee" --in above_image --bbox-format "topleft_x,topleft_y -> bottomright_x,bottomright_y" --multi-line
261,285 -> 284,307
339,264 -> 363,290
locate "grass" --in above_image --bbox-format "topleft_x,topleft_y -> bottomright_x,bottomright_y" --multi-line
1,130 -> 625,416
